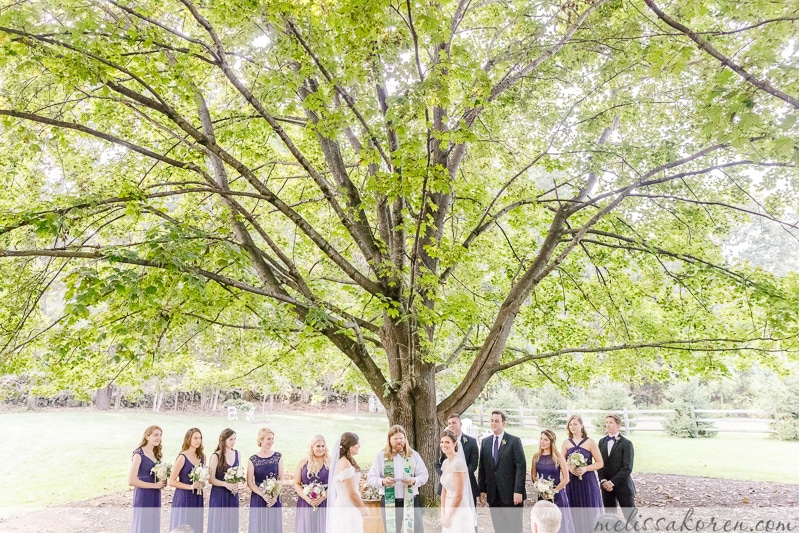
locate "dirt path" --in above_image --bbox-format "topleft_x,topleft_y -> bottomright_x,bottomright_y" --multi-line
1,474 -> 796,532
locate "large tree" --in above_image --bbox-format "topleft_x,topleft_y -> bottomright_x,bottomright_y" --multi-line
1,0 -> 798,496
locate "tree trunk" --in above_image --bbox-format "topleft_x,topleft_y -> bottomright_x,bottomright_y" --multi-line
114,386 -> 122,409
95,385 -> 112,410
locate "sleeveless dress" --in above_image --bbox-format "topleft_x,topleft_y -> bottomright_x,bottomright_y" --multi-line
295,462 -> 329,533
564,438 -> 603,533
130,448 -> 161,533
328,466 -> 363,533
535,454 -> 575,533
249,452 -> 283,533
170,452 -> 205,533
440,457 -> 476,533
208,450 -> 240,533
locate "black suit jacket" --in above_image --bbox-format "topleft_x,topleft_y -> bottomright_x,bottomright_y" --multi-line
477,432 -> 527,505
597,435 -> 635,495
436,433 -> 478,498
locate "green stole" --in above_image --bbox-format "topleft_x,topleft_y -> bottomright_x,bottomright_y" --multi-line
383,453 -> 414,533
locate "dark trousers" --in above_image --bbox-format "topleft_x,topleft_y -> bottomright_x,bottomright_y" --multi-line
602,490 -> 636,520
380,495 -> 424,533
488,501 -> 523,533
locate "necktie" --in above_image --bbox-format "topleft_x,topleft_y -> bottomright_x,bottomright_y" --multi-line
492,436 -> 499,462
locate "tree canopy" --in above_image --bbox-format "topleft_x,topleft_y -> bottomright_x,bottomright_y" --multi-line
1,0 -> 799,491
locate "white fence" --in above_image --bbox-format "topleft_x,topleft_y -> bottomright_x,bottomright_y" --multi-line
462,406 -> 776,435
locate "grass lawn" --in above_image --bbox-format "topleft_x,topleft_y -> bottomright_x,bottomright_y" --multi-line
0,408 -> 391,518
484,423 -> 799,485
2,409 -> 798,518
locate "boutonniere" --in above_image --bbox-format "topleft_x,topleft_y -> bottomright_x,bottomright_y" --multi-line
462,437 -> 466,444
501,439 -> 507,446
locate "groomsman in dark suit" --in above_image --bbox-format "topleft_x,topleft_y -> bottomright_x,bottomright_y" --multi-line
436,413 -> 479,503
597,414 -> 636,520
478,410 -> 526,533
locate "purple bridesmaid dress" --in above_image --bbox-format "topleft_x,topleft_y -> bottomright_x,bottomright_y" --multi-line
564,438 -> 603,533
535,454 -> 575,533
248,452 -> 283,533
208,450 -> 240,533
170,453 -> 205,533
130,448 -> 161,533
295,462 -> 329,533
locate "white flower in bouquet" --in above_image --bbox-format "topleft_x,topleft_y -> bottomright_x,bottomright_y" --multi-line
150,461 -> 172,483
362,486 -> 380,501
189,465 -> 210,495
224,465 -> 246,484
260,477 -> 282,499
303,481 -> 326,511
533,476 -> 556,501
567,452 -> 588,480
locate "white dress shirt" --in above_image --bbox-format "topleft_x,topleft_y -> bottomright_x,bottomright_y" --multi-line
606,433 -> 620,455
367,450 -> 429,499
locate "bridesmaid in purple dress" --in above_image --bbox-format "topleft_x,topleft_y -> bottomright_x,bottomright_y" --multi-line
247,427 -> 284,533
561,415 -> 604,533
292,435 -> 329,533
531,430 -> 574,533
208,428 -> 241,533
169,427 -> 207,533
128,425 -> 166,533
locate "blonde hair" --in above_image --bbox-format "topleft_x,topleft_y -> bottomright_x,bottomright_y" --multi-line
532,429 -> 563,467
257,427 -> 275,447
566,415 -> 588,439
306,434 -> 329,476
383,425 -> 412,458
531,500 -> 562,533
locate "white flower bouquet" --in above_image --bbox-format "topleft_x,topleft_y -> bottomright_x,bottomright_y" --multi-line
189,465 -> 210,495
260,477 -> 282,500
150,461 -> 172,483
567,452 -> 588,480
303,481 -> 326,510
224,465 -> 246,484
533,476 -> 556,501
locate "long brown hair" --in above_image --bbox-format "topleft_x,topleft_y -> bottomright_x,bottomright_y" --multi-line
339,432 -> 360,470
214,428 -> 236,473
180,427 -> 205,463
307,434 -> 329,476
136,425 -> 163,462
383,425 -> 412,458
532,429 -> 563,467
566,415 -> 588,440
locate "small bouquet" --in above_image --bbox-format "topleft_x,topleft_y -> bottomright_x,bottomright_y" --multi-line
260,477 -> 282,501
189,465 -> 210,495
533,476 -> 556,501
224,465 -> 246,485
150,461 -> 172,483
362,486 -> 380,501
303,481 -> 326,511
567,452 -> 588,480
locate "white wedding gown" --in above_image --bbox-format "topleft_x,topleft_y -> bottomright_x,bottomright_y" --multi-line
440,457 -> 476,533
328,466 -> 364,533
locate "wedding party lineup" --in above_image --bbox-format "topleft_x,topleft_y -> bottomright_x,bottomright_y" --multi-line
129,411 -> 636,533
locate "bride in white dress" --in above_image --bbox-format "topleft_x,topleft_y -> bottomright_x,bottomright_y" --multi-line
326,432 -> 366,533
440,430 -> 478,533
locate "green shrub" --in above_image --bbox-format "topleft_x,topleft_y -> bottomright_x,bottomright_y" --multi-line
662,380 -> 717,438
584,379 -> 636,430
530,385 -> 567,430
766,378 -> 799,441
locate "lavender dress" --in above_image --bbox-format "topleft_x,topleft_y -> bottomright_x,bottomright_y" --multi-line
535,454 -> 575,533
564,438 -> 603,533
170,453 -> 205,533
208,450 -> 240,533
130,448 -> 161,533
295,462 -> 329,533
249,452 -> 283,533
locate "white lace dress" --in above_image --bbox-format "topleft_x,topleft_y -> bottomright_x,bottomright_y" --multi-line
328,466 -> 363,533
440,457 -> 475,533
